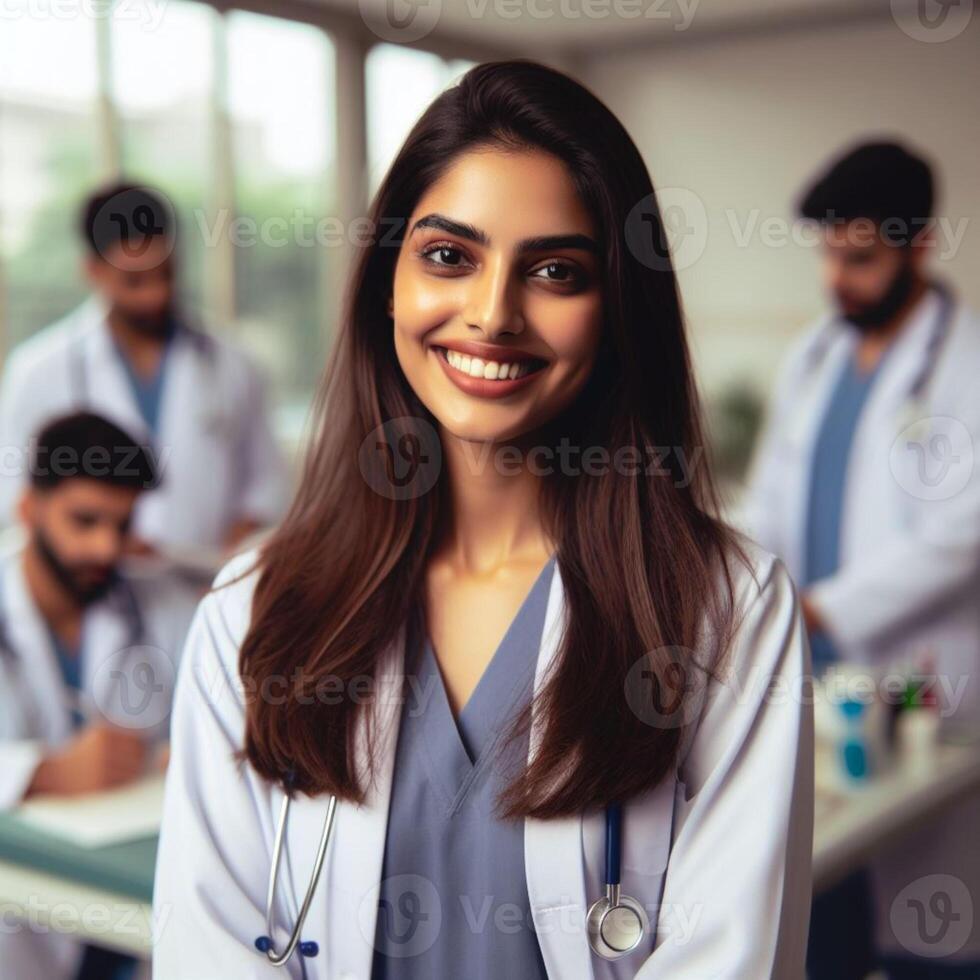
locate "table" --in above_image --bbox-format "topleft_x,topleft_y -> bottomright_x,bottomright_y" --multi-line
813,740 -> 980,893
0,814 -> 156,957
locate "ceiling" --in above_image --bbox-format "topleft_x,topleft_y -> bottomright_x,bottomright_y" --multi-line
308,0 -> 894,54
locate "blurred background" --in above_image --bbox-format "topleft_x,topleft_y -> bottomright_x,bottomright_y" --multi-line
2,0 -> 977,473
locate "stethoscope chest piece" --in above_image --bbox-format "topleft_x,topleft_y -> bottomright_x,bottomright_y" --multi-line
586,802 -> 650,960
587,887 -> 649,959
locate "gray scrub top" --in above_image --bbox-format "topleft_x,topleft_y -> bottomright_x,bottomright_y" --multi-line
371,555 -> 557,979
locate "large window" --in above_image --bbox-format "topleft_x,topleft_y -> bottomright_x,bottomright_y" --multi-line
366,46 -> 476,195
111,0 -> 215,316
0,7 -> 101,348
0,5 -> 477,440
226,11 -> 335,424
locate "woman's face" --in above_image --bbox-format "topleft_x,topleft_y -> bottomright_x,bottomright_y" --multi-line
391,148 -> 603,444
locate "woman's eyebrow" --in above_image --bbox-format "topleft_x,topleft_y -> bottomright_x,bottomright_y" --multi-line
411,213 -> 598,255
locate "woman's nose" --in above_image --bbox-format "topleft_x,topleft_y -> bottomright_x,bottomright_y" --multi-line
462,258 -> 525,337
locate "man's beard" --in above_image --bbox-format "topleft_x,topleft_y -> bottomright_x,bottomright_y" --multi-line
837,262 -> 916,334
35,529 -> 117,606
114,305 -> 176,338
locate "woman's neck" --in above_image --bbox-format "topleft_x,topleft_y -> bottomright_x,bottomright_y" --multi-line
435,432 -> 555,574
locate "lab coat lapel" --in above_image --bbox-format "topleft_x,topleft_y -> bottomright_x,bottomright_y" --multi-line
284,626 -> 407,980
853,287 -> 942,426
524,562 -> 595,980
154,327 -> 217,453
839,288 -> 945,563
81,589 -> 138,728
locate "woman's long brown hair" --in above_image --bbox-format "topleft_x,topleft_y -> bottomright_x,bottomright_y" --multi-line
235,59 -> 748,819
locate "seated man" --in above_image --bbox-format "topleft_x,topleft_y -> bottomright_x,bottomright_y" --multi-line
0,411 -> 199,980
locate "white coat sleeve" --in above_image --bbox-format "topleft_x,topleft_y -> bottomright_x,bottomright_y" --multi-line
152,573 -> 302,979
0,740 -> 44,809
636,552 -> 814,980
232,356 -> 290,529
808,385 -> 980,653
0,644 -> 45,808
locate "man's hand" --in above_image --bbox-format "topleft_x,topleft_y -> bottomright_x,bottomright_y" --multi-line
801,593 -> 825,634
24,724 -> 148,798
123,535 -> 158,558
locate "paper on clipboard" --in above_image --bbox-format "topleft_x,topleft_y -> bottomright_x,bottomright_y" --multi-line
14,773 -> 165,847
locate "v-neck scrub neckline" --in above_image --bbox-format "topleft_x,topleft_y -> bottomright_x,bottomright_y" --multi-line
370,554 -> 557,979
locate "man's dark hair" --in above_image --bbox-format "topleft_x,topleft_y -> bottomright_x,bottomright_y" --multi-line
79,181 -> 175,259
30,412 -> 158,491
798,139 -> 935,246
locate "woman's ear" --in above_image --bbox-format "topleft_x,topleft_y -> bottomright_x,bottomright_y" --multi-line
387,296 -> 394,318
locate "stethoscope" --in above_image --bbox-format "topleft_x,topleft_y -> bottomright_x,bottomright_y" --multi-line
585,803 -> 651,958
254,777 -> 650,967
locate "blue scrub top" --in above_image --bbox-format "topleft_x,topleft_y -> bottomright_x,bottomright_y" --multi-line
48,628 -> 85,731
112,319 -> 176,436
803,347 -> 891,671
371,556 -> 557,979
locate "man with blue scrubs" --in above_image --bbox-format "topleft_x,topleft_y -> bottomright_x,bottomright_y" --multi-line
0,182 -> 289,558
743,141 -> 980,978
0,411 -> 198,980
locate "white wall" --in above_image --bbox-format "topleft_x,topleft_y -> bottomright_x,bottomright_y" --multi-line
581,13 -> 980,398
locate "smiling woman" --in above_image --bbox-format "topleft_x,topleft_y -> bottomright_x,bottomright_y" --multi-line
391,151 -> 602,428
154,59 -> 813,980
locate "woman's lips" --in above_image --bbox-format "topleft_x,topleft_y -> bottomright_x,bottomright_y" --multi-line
432,345 -> 547,399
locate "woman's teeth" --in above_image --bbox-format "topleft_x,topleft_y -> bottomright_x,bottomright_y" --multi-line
441,347 -> 538,380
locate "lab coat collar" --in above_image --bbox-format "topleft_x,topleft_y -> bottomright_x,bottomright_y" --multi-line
284,560 -> 596,980
73,295 -> 208,438
856,284 -> 947,410
814,285 -> 947,406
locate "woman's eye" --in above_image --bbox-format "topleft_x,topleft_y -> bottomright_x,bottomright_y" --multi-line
531,261 -> 582,286
420,244 -> 468,269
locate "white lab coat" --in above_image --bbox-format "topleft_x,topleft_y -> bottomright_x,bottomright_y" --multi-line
0,542 -> 199,980
0,296 -> 290,549
741,285 -> 980,961
153,539 -> 813,979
